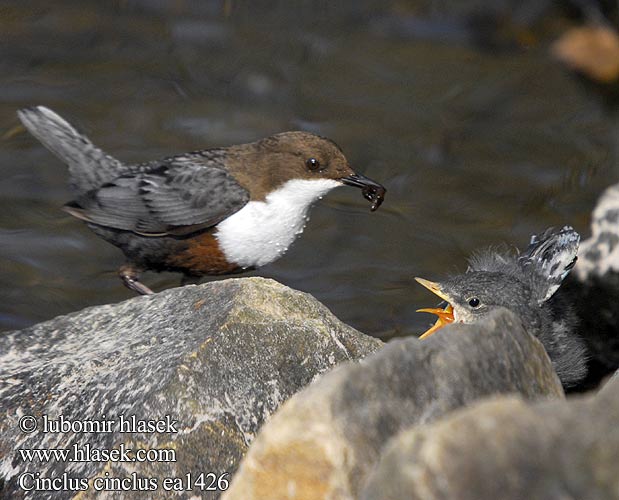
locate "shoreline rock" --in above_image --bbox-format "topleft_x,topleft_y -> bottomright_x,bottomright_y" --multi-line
224,308 -> 563,500
0,277 -> 382,499
361,374 -> 619,500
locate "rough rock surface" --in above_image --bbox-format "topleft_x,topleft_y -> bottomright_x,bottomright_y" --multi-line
362,372 -> 619,500
224,309 -> 564,500
0,277 -> 382,500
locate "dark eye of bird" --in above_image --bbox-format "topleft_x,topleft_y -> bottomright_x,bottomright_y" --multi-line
468,297 -> 481,308
306,158 -> 321,171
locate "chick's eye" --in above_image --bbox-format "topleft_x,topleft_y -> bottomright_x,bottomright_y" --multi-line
306,158 -> 321,171
468,297 -> 481,308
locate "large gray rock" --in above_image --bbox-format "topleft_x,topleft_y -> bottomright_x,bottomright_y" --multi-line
362,372 -> 619,500
0,277 -> 382,500
224,308 -> 564,500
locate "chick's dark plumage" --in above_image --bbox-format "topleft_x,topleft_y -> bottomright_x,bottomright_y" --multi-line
417,226 -> 588,388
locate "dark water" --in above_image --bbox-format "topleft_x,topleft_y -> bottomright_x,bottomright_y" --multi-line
1,1 -> 617,338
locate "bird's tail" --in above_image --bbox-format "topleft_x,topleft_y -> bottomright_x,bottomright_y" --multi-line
17,106 -> 125,194
518,225 -> 580,303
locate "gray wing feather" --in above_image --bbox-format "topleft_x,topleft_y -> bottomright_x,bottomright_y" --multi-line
68,177 -> 164,233
518,226 -> 580,302
67,161 -> 249,235
18,106 -> 125,194
139,162 -> 248,228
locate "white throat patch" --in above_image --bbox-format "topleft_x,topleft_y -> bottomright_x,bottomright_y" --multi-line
215,178 -> 341,268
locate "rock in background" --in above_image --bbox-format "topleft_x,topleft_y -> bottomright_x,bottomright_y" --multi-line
224,309 -> 564,500
361,372 -> 619,500
0,277 -> 382,500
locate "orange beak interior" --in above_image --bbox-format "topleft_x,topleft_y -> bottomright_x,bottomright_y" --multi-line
414,277 -> 455,339
416,304 -> 454,339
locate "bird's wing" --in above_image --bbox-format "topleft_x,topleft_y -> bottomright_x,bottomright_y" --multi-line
64,160 -> 250,236
517,226 -> 580,303
18,106 -> 125,194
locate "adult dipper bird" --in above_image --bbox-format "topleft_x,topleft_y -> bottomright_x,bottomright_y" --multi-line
415,226 -> 588,387
18,106 -> 386,295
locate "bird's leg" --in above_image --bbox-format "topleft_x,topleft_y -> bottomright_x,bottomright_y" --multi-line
118,264 -> 154,295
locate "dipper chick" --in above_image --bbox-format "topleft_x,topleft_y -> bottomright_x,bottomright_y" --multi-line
18,106 -> 386,295
415,226 -> 588,388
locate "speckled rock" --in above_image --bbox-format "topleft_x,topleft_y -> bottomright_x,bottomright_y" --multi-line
224,308 -> 564,500
0,277 -> 382,500
361,372 -> 619,500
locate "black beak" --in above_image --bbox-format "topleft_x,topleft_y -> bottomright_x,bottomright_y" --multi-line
341,172 -> 386,211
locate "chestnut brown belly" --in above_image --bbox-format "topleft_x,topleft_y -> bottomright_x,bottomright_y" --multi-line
165,231 -> 241,276
89,224 -> 242,276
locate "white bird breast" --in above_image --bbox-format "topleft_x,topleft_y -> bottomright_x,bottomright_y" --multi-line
215,178 -> 341,268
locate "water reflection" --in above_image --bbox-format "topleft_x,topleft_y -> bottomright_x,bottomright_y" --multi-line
1,1 -> 616,338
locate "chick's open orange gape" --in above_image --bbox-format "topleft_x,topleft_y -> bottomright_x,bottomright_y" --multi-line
413,226 -> 582,350
414,277 -> 455,338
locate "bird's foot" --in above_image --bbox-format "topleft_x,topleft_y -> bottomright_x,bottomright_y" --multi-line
119,264 -> 154,295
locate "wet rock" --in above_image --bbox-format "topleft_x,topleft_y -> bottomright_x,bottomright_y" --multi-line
362,371 -> 619,500
0,277 -> 382,500
224,309 -> 563,500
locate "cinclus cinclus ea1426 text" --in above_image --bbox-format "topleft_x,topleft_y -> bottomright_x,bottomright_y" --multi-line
415,226 -> 588,388
18,106 -> 386,295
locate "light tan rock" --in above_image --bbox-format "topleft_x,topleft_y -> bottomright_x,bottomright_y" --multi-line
362,374 -> 619,500
225,308 -> 564,500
